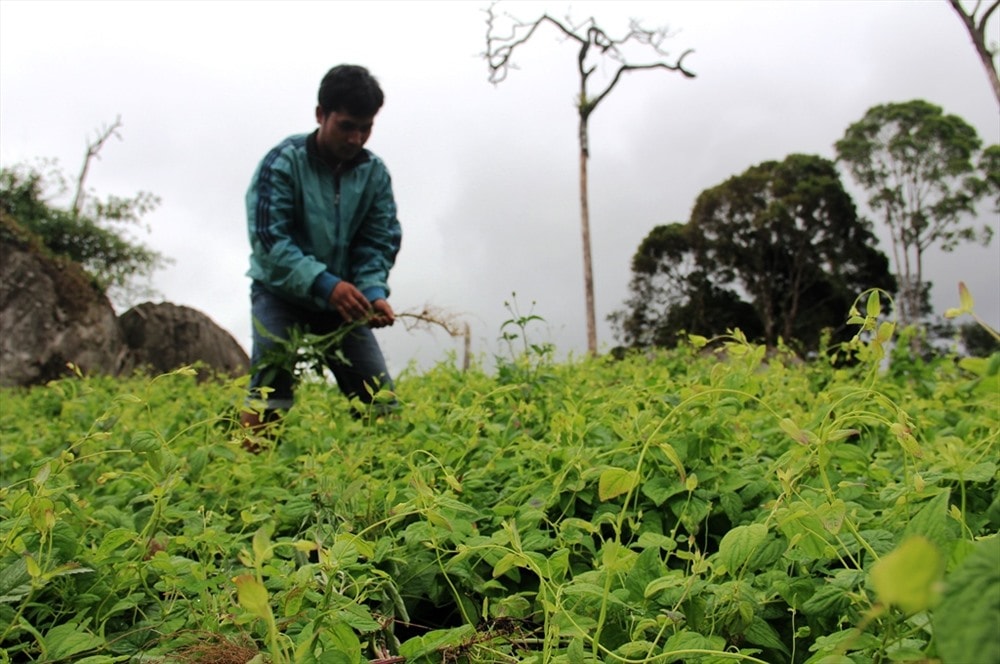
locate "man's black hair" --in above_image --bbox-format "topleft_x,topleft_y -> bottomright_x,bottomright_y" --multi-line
318,65 -> 384,117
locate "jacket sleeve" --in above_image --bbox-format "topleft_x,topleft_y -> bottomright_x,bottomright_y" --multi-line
350,165 -> 402,302
247,146 -> 333,308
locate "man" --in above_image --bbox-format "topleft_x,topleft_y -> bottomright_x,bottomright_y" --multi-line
242,64 -> 402,442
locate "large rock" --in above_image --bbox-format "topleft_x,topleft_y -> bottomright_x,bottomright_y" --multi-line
0,215 -> 130,387
1,213 -> 250,387
119,302 -> 249,379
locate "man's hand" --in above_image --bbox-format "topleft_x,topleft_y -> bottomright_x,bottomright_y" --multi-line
369,299 -> 395,328
329,281 -> 372,322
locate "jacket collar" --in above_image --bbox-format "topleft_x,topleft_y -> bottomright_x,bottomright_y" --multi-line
306,130 -> 371,173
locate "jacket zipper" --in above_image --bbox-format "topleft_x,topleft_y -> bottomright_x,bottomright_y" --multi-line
333,171 -> 342,242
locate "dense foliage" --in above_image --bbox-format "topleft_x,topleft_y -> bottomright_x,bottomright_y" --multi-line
611,155 -> 895,351
1,304 -> 998,663
0,162 -> 167,309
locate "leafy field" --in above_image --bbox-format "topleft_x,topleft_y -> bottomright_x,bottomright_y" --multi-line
2,309 -> 998,663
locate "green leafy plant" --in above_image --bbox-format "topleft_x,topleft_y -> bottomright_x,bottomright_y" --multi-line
1,300 -> 996,662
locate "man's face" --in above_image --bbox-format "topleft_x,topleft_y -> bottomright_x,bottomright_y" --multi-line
315,107 -> 374,164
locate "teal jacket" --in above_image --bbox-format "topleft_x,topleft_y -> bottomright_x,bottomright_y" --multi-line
246,131 -> 402,311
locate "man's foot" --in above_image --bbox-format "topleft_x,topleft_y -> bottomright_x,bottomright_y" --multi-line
239,409 -> 281,454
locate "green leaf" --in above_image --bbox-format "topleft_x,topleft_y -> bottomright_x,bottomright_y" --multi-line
958,280 -> 974,310
644,572 -> 685,599
688,334 -> 709,348
717,523 -> 768,573
493,552 -> 530,578
958,356 -> 990,376
234,574 -> 272,620
876,320 -> 895,344
95,528 -> 137,557
809,629 -> 881,661
34,462 -> 51,486
127,430 -> 160,453
777,502 -> 834,562
814,499 -> 845,536
865,290 -> 881,319
801,581 -> 851,616
870,536 -> 943,614
625,547 -> 664,600
657,441 -> 687,483
661,630 -> 727,663
43,622 -> 105,660
780,418 -> 815,446
399,625 -> 476,660
323,622 -> 362,664
987,491 -> 1000,529
934,536 -> 1000,664
640,475 -> 685,506
42,562 -> 94,582
598,467 -> 638,501
0,557 -> 31,601
637,532 -> 676,551
944,460 -> 997,483
336,602 -> 381,633
743,615 -> 790,655
252,523 -> 274,566
902,491 -> 957,552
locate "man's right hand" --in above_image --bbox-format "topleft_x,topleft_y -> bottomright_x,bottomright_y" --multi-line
329,281 -> 372,322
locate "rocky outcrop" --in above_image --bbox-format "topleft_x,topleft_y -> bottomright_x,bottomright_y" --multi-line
120,302 -> 249,379
0,216 -> 130,387
0,214 -> 249,388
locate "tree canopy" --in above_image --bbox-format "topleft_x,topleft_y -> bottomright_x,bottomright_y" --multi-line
611,154 -> 896,352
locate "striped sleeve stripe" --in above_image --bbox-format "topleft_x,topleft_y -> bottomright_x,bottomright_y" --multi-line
254,136 -> 301,252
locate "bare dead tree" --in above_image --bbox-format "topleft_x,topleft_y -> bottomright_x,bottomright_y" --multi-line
949,0 -> 1000,106
484,3 -> 695,355
72,115 -> 123,214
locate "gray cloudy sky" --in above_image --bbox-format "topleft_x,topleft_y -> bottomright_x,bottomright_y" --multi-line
2,0 -> 997,373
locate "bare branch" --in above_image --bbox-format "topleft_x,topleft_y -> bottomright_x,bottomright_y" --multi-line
585,56 -> 696,118
72,115 -> 123,214
484,4 -> 584,84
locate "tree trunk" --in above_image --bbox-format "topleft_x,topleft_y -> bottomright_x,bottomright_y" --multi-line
948,0 -> 1000,107
72,116 -> 122,215
462,321 -> 471,371
975,36 -> 1000,106
579,116 -> 597,355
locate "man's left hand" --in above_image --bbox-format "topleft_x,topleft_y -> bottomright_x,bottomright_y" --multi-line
369,299 -> 395,328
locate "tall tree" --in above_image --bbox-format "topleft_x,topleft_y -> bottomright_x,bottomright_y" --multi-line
611,154 -> 895,351
948,0 -> 1000,106
834,100 -> 994,326
484,3 -> 695,354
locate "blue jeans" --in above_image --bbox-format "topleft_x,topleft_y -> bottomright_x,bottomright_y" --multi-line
248,283 -> 396,413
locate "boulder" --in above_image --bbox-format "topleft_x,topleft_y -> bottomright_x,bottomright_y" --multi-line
0,215 -> 131,387
1,214 -> 250,387
119,302 -> 249,379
